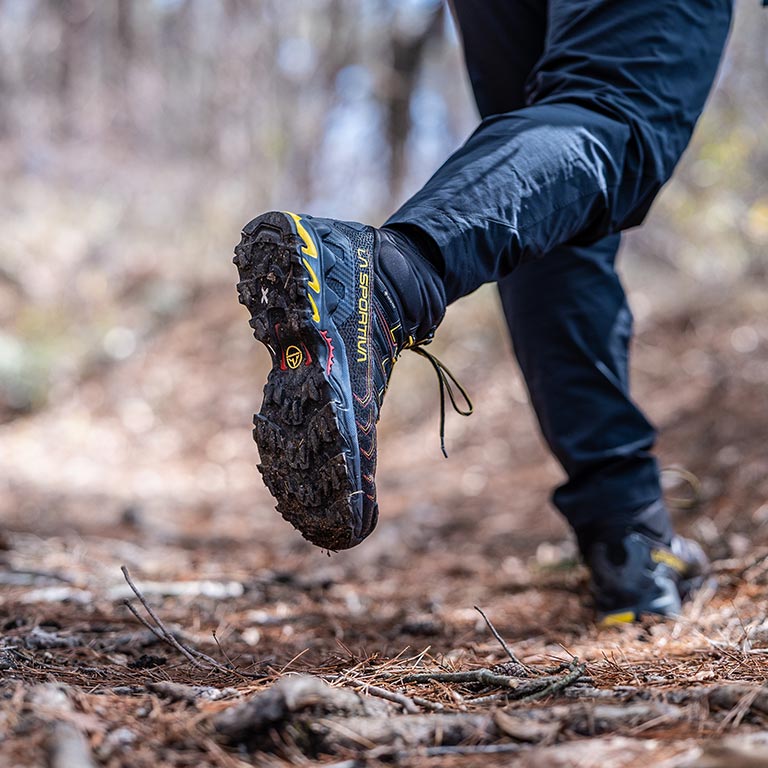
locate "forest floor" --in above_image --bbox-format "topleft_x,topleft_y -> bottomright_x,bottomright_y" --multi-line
2,277 -> 768,767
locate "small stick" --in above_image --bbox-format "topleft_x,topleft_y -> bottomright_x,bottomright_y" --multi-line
121,565 -> 257,677
212,630 -> 235,667
556,643 -> 578,661
474,606 -> 527,668
123,598 -> 203,671
121,567 -> 204,668
392,667 -> 582,700
465,692 -> 510,706
358,683 -> 419,714
278,647 -> 311,674
324,673 -> 420,714
519,660 -> 585,702
122,600 -> 181,648
412,695 -> 444,711
398,669 -> 521,689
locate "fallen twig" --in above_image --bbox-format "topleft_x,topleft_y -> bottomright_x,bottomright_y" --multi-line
519,660 -> 586,702
385,656 -> 585,702
147,681 -> 240,704
122,598 -> 199,667
410,695 -> 444,712
121,565 -> 261,679
121,568 -> 204,668
396,668 -> 523,689
360,683 -> 419,713
312,711 -> 497,753
214,674 -> 685,758
474,606 -> 528,670
325,674 -> 419,713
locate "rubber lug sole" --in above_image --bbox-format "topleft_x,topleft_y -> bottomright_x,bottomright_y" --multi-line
234,211 -> 359,551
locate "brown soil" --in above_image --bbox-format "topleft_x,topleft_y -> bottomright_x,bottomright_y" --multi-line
1,283 -> 768,767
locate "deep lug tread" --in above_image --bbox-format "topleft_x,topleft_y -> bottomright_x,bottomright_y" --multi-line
235,212 -> 358,551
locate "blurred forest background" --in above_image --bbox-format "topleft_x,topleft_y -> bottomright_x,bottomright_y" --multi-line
2,6 -> 768,765
0,0 -> 768,768
0,0 -> 766,544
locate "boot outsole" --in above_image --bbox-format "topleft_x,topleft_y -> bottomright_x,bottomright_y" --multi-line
234,211 -> 358,551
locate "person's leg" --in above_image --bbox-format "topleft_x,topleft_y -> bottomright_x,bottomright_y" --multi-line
236,0 -> 730,574
447,0 -> 708,622
450,0 -> 546,119
498,237 -> 662,535
452,0 -> 662,535
387,0 -> 733,304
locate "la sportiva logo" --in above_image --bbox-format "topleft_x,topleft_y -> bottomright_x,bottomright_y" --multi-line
356,248 -> 370,363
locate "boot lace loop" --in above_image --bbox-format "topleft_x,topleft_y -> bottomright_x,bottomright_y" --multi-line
409,344 -> 473,458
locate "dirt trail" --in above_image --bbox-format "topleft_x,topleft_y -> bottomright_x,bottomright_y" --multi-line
1,285 -> 768,766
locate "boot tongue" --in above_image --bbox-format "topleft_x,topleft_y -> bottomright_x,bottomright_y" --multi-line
377,228 -> 446,347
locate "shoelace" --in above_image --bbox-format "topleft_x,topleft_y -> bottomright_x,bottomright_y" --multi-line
410,345 -> 473,458
660,466 -> 702,510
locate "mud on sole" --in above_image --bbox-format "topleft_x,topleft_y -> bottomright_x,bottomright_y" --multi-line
234,211 -> 358,551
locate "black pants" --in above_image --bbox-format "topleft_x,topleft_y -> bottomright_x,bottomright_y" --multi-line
387,0 -> 732,531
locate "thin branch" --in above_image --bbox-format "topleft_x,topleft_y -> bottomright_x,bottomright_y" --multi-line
411,695 -> 445,712
212,629 -> 240,670
324,673 -> 420,713
121,566 -> 204,668
121,565 -> 262,679
122,600 -> 178,647
519,660 -> 586,702
465,692 -> 510,706
396,669 -> 522,689
123,598 -> 200,668
358,683 -> 419,714
474,606 -> 527,668
278,647 -> 311,675
390,662 -> 585,701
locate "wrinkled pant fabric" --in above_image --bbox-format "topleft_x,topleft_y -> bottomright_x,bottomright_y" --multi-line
386,0 -> 733,532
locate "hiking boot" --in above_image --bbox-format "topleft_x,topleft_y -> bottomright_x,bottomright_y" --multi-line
234,211 -> 463,550
579,502 -> 711,624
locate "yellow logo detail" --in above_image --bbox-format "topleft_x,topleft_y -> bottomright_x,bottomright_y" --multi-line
286,345 -> 303,369
651,549 -> 685,572
284,212 -> 318,259
600,611 -> 636,627
356,248 -> 370,363
303,258 -> 321,293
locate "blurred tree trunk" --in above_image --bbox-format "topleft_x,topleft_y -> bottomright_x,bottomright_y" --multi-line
51,0 -> 89,138
0,0 -> 6,137
159,0 -> 195,153
111,0 -> 135,137
0,70 -> 6,139
116,0 -> 134,60
383,3 -> 444,208
291,0 -> 357,206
